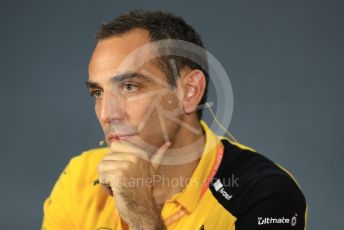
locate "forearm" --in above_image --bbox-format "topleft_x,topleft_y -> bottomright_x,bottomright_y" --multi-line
130,217 -> 166,230
127,202 -> 166,230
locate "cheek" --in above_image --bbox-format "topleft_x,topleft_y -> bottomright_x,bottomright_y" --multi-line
125,94 -> 181,148
125,95 -> 163,138
94,102 -> 107,131
161,92 -> 183,113
94,102 -> 101,120
127,99 -> 159,124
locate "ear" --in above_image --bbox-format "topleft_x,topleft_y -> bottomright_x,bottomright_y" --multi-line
182,70 -> 206,114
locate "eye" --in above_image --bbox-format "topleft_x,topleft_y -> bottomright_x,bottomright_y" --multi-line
123,83 -> 139,93
90,89 -> 103,99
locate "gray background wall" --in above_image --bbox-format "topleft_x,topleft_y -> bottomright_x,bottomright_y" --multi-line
0,0 -> 343,229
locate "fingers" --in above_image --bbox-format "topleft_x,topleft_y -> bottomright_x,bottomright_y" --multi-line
98,169 -> 125,189
110,140 -> 144,154
98,160 -> 131,173
110,141 -> 149,160
151,141 -> 172,170
103,152 -> 138,162
98,141 -> 172,189
101,183 -> 113,196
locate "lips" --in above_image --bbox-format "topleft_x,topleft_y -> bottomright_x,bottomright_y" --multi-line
108,133 -> 137,142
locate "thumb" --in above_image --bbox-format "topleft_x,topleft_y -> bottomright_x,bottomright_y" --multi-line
150,141 -> 171,170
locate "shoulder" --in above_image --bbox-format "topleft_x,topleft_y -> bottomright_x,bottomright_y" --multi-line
43,147 -> 111,228
59,147 -> 109,188
70,147 -> 109,163
67,147 -> 109,172
210,138 -> 306,223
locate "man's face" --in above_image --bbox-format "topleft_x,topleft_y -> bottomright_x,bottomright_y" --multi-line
88,29 -> 183,152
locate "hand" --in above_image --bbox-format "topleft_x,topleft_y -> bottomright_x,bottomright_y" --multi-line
97,140 -> 171,230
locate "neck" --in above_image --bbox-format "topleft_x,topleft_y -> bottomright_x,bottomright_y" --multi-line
153,116 -> 206,206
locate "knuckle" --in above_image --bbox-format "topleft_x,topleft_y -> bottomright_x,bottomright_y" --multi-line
121,162 -> 130,171
131,155 -> 139,164
97,162 -> 104,173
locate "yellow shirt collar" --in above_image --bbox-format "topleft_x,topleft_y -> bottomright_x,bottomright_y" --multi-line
171,120 -> 223,213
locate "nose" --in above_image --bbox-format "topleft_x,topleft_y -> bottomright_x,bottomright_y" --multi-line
99,91 -> 125,124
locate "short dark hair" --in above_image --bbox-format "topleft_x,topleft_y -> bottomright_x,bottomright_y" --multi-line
96,9 -> 209,119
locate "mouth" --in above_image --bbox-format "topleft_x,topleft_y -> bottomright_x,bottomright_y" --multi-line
108,133 -> 137,142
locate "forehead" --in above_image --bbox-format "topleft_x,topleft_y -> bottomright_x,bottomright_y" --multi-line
88,28 -> 156,82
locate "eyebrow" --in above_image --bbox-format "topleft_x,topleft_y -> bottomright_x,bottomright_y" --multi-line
111,71 -> 153,83
85,71 -> 153,89
85,81 -> 101,89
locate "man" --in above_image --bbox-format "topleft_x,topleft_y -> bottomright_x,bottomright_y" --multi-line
42,10 -> 307,230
